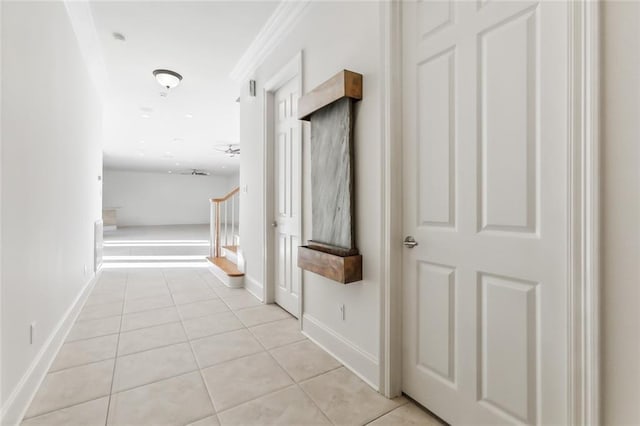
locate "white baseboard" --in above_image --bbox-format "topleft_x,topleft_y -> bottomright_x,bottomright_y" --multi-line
244,275 -> 264,302
302,313 -> 380,390
0,271 -> 101,426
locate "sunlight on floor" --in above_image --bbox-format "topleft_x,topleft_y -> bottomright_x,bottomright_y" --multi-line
102,226 -> 211,269
101,262 -> 210,269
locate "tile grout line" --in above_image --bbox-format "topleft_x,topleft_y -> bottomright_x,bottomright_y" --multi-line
296,367 -> 411,426
34,338 -> 343,413
240,314 -> 336,425
362,398 -> 414,426
188,290 -> 296,419
47,354 -> 118,375
102,367 -> 201,401
195,301 -> 302,421
22,274 -> 128,423
104,269 -> 129,426
164,269 -> 220,423
22,393 -> 111,421
25,269 -> 403,426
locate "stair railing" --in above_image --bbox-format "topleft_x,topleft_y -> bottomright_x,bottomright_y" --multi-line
210,187 -> 239,258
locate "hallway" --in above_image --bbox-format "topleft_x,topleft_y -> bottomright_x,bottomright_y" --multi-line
4,1 -> 638,424
21,268 -> 441,425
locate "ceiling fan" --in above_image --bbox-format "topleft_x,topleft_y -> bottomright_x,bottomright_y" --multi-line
178,169 -> 210,176
214,144 -> 240,157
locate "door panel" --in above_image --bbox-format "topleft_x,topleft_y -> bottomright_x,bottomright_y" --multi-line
418,49 -> 456,227
274,77 -> 301,318
417,261 -> 456,382
402,1 -> 569,424
479,7 -> 537,233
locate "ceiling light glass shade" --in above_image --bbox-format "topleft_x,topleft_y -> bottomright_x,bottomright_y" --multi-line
153,69 -> 182,89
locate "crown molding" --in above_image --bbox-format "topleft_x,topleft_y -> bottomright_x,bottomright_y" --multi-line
230,0 -> 311,83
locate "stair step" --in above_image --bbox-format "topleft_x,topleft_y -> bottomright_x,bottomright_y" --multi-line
207,256 -> 244,277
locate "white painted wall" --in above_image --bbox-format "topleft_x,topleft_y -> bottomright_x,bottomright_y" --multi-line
226,172 -> 239,194
1,1 -> 103,422
239,2 -> 383,386
103,169 -> 238,226
601,2 -> 640,424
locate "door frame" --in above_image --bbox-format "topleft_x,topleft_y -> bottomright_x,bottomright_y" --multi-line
262,51 -> 303,318
379,2 -> 601,424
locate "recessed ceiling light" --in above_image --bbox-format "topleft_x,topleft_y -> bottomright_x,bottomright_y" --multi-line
175,162 -> 180,166
141,113 -> 150,119
185,113 -> 193,119
112,32 -> 126,41
153,69 -> 182,90
168,171 -> 172,174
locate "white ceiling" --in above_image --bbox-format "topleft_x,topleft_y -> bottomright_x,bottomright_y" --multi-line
89,1 -> 278,175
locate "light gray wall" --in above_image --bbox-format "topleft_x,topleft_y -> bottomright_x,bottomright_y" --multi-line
239,2 -> 383,385
103,169 -> 236,226
601,2 -> 640,424
1,0 -> 103,414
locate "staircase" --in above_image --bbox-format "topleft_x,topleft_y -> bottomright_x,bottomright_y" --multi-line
207,187 -> 244,288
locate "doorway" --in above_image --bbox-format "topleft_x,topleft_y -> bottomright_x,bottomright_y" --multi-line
264,53 -> 303,318
400,1 -> 577,424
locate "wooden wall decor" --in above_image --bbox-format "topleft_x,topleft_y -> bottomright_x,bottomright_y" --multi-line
297,69 -> 363,284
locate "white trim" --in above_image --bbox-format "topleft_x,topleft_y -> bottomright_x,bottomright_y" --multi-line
0,0 -> 4,415
230,2 -> 310,83
262,52 -> 303,318
568,2 -> 601,424
0,271 -> 101,426
381,0 -> 601,419
244,274 -> 264,302
379,0 -> 403,399
302,314 -> 380,390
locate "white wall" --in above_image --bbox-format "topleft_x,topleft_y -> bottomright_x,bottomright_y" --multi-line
240,2 -> 383,386
601,2 -> 640,424
1,1 -> 103,422
103,169 -> 237,226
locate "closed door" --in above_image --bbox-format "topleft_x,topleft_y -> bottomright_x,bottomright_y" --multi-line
273,77 -> 301,317
402,1 -> 570,424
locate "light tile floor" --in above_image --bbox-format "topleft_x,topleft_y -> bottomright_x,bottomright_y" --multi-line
23,226 -> 444,425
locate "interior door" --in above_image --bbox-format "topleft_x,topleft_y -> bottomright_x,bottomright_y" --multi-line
273,77 -> 301,317
402,1 -> 570,424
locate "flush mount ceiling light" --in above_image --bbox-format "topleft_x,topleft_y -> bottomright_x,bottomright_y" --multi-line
153,69 -> 182,90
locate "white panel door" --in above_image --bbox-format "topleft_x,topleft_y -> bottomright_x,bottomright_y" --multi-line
273,77 -> 301,317
402,1 -> 569,424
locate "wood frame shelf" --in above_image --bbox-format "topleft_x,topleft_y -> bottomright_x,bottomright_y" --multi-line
298,246 -> 362,284
298,70 -> 362,121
